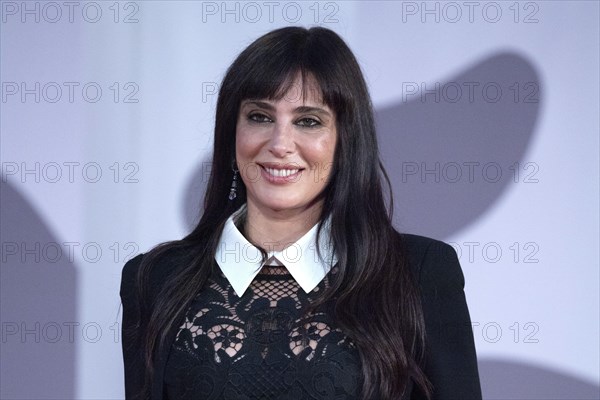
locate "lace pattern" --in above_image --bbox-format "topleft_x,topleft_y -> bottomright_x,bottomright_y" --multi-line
164,263 -> 362,399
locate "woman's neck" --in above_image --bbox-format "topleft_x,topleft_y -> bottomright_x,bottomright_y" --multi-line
242,201 -> 322,252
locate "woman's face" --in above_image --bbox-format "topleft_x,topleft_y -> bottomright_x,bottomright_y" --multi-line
235,76 -> 337,217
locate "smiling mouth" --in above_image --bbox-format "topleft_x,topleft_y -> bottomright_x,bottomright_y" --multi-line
263,167 -> 301,177
258,164 -> 305,181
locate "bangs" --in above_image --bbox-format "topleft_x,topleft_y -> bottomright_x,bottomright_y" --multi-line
239,66 -> 331,108
222,27 -> 356,124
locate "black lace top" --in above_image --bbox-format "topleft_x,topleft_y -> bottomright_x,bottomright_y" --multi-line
163,262 -> 363,399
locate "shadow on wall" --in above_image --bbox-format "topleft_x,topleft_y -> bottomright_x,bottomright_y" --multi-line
479,359 -> 600,399
0,180 -> 76,399
377,52 -> 541,239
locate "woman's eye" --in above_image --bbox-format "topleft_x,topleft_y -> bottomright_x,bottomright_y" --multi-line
248,113 -> 272,123
296,117 -> 320,127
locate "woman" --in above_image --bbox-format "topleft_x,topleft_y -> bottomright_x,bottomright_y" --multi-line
120,26 -> 482,400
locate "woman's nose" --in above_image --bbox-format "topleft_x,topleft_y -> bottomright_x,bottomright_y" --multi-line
268,121 -> 295,157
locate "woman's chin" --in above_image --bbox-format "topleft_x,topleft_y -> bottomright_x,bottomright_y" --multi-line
259,200 -> 301,212
248,195 -> 306,213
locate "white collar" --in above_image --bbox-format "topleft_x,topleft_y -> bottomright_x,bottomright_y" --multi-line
215,204 -> 337,297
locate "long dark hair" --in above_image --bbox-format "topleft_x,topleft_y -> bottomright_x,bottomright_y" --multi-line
133,26 -> 432,399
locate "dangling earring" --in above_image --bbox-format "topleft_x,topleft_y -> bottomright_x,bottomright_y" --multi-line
229,163 -> 239,200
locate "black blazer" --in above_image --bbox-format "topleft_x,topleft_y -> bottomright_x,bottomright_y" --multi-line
120,233 -> 482,399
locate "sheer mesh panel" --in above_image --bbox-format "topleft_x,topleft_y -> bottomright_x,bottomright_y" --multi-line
164,263 -> 362,400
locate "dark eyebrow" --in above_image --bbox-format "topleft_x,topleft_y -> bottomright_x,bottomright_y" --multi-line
242,100 -> 276,111
241,101 -> 332,118
294,106 -> 332,118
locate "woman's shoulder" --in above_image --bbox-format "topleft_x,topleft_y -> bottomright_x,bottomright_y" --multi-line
397,232 -> 457,259
395,232 -> 464,289
120,243 -> 194,295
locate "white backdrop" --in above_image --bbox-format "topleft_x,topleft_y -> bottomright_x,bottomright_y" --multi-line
1,1 -> 599,399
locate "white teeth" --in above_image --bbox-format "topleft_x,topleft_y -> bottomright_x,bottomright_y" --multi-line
264,167 -> 300,177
